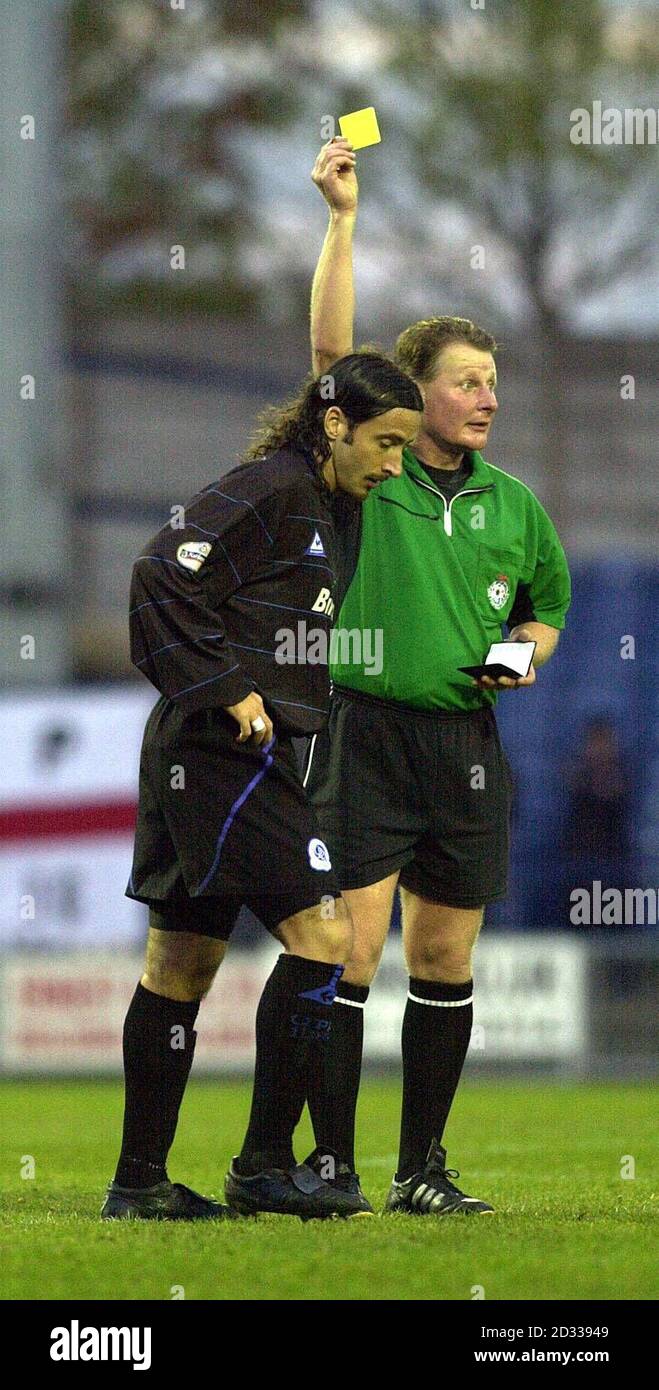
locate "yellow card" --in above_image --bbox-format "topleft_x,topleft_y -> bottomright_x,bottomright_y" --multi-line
338,107 -> 381,150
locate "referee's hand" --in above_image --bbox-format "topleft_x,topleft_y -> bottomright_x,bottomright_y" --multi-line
474,628 -> 537,691
311,137 -> 358,214
474,667 -> 536,691
225,693 -> 274,746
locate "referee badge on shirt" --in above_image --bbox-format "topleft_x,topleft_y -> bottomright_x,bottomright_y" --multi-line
307,837 -> 332,871
487,573 -> 510,611
176,540 -> 212,572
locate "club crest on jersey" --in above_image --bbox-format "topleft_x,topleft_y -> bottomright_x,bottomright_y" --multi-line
307,837 -> 332,871
176,540 -> 212,572
487,573 -> 510,611
305,530 -> 326,557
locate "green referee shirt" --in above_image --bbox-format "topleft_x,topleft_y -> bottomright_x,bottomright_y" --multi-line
331,447 -> 571,711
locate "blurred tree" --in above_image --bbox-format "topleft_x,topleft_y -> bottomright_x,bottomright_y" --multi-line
63,0 -> 311,316
61,0 -> 657,529
367,0 -> 658,526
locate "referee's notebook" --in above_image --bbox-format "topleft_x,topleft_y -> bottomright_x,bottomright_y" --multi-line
459,640 -> 536,680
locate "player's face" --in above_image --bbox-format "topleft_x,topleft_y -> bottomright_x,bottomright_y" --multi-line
323,407 -> 421,500
419,345 -> 498,454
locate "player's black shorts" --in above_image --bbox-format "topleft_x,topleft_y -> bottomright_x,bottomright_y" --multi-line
126,696 -> 341,938
304,684 -> 513,908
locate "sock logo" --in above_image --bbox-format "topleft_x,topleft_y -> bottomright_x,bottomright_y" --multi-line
307,836 -> 332,871
290,1013 -> 332,1041
50,1321 -> 151,1370
298,964 -> 344,1006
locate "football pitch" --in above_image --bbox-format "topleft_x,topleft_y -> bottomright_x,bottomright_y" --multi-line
2,1078 -> 655,1302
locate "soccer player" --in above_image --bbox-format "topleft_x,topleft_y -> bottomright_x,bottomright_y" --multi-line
303,138 -> 572,1214
101,352 -> 422,1221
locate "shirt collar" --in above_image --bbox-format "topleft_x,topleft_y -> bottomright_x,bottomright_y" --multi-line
403,447 -> 493,488
295,446 -> 332,494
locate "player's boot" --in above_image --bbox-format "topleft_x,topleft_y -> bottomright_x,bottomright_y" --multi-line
303,1147 -> 374,1215
382,1139 -> 495,1215
224,1158 -> 368,1219
100,1178 -> 238,1221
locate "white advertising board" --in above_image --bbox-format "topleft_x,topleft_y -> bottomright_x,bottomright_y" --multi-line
0,937 -> 586,1072
368,936 -> 587,1059
0,948 -> 278,1072
0,686 -> 154,948
0,686 -> 155,802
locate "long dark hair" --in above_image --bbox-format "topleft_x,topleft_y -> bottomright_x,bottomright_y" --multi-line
241,349 -> 423,466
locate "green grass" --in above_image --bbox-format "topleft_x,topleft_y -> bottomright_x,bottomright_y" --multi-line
1,1079 -> 655,1301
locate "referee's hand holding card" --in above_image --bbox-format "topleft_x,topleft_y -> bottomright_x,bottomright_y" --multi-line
472,628 -> 537,691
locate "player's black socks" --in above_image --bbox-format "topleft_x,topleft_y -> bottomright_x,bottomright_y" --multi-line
396,977 -> 473,1182
237,953 -> 344,1175
306,981 -> 369,1172
114,982 -> 200,1189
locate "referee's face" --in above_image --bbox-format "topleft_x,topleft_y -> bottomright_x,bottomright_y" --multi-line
323,407 -> 421,500
420,344 -> 498,457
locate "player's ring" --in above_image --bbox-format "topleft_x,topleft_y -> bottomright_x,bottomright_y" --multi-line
250,717 -> 266,732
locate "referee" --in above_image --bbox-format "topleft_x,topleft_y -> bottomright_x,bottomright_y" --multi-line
303,138 -> 572,1214
101,352 -> 422,1221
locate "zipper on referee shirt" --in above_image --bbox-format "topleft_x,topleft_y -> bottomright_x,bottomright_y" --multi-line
412,476 -> 493,537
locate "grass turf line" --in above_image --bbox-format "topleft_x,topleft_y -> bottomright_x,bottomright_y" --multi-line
1,1079 -> 656,1301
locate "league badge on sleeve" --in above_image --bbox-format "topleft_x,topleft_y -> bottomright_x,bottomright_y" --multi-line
176,540 -> 212,572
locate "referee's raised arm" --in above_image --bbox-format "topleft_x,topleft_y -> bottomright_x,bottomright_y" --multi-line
310,138 -> 358,374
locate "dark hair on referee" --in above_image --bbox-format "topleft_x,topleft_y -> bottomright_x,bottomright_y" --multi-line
240,348 -> 424,467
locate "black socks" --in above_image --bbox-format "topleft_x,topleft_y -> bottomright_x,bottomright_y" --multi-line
114,964 -> 471,1189
237,954 -> 344,1175
115,959 -> 348,1188
115,982 -> 200,1189
306,980 -> 370,1172
396,977 -> 473,1182
306,973 -> 474,1179
113,973 -> 472,1189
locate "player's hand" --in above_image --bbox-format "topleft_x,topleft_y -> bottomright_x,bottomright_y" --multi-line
474,628 -> 537,691
311,138 -> 358,214
224,693 -> 274,746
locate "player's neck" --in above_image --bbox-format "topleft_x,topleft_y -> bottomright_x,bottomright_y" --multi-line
411,433 -> 465,472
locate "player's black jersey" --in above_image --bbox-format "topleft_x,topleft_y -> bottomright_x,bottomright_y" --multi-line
129,447 -> 356,736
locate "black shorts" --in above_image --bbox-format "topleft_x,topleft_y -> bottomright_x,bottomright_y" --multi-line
304,685 -> 513,909
126,696 -> 341,938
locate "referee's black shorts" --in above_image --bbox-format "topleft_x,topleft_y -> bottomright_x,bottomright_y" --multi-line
125,696 -> 341,939
304,685 -> 513,909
